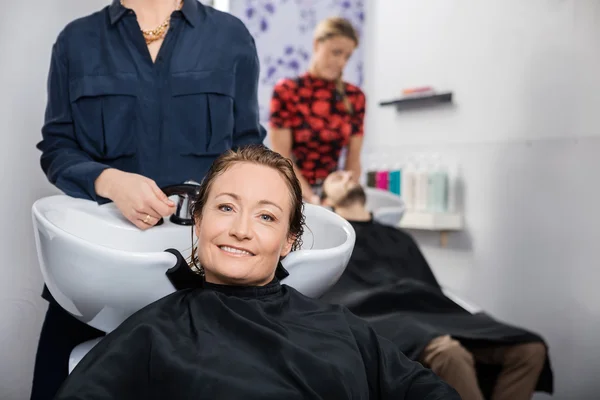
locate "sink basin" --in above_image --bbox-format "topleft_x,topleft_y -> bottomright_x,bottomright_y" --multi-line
278,201 -> 356,298
32,195 -> 355,334
364,187 -> 406,226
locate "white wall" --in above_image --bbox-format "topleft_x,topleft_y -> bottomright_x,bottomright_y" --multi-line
0,2 -> 109,398
363,1 -> 600,398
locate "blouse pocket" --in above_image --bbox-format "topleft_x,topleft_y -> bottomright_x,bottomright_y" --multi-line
170,70 -> 235,156
69,75 -> 138,160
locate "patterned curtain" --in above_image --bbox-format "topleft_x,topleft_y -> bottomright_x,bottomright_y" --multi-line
229,0 -> 365,127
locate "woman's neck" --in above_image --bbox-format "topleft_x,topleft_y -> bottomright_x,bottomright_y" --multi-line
123,0 -> 181,28
307,64 -> 329,81
204,271 -> 275,287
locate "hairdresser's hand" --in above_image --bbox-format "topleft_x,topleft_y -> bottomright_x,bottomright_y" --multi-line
95,169 -> 177,230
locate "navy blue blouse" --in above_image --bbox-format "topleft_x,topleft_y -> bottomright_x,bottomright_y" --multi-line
37,0 -> 266,203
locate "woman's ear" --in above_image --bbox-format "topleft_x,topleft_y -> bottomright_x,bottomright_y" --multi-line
280,234 -> 296,258
194,220 -> 201,238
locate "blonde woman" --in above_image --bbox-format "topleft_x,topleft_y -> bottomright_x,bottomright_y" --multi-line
270,17 -> 365,205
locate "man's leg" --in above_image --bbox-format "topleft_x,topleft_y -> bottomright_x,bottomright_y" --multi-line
469,342 -> 546,400
30,300 -> 105,400
420,335 -> 485,400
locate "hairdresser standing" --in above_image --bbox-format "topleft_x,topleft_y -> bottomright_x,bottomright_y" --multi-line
269,17 -> 365,204
32,1 -> 265,398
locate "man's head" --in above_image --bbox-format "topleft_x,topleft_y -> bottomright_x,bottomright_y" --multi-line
321,171 -> 367,209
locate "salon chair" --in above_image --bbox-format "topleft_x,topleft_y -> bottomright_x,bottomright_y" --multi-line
363,187 -> 480,314
32,194 -> 355,373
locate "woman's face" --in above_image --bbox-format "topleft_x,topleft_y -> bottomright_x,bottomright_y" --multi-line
313,35 -> 356,80
195,163 -> 295,286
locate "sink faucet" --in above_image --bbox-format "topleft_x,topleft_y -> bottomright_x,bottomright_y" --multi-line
160,181 -> 201,226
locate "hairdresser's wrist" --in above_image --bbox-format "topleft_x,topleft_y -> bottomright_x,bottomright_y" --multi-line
94,168 -> 122,199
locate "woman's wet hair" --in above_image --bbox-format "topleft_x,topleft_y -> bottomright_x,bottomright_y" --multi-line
188,145 -> 305,270
313,17 -> 359,115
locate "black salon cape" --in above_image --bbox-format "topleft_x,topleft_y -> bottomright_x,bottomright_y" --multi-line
54,273 -> 459,398
320,219 -> 554,396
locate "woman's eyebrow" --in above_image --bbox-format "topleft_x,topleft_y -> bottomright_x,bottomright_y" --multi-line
257,200 -> 283,212
215,193 -> 283,212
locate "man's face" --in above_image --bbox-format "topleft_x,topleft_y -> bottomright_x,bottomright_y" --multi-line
322,171 -> 363,207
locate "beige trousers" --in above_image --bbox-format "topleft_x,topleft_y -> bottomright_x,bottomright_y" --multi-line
420,335 -> 546,400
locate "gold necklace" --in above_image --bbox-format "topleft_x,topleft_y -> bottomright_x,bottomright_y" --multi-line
121,0 -> 184,44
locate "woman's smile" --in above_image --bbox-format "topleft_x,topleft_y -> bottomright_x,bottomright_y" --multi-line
218,245 -> 255,257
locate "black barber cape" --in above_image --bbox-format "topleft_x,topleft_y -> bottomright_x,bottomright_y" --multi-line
320,219 -> 554,395
54,254 -> 459,400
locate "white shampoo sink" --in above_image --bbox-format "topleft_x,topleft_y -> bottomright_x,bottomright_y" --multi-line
32,195 -> 355,334
364,187 -> 406,226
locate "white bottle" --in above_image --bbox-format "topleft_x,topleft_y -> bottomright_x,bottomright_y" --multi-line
428,154 -> 449,213
414,154 -> 430,212
427,154 -> 439,212
401,157 -> 416,211
446,161 -> 459,213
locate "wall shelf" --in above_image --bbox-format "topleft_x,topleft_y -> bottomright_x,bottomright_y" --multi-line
398,211 -> 463,247
379,92 -> 453,110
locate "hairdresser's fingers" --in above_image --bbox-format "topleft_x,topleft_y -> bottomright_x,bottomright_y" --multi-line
123,204 -> 160,230
145,192 -> 176,218
149,180 -> 176,210
130,183 -> 174,219
127,214 -> 153,230
132,204 -> 162,220
137,212 -> 161,227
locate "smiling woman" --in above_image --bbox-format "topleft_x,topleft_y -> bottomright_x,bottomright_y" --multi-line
189,145 -> 304,286
54,145 -> 460,400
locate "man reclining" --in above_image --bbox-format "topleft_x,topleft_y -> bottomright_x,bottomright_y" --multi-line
319,170 -> 554,400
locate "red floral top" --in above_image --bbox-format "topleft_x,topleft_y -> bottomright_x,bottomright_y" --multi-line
269,73 -> 366,185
